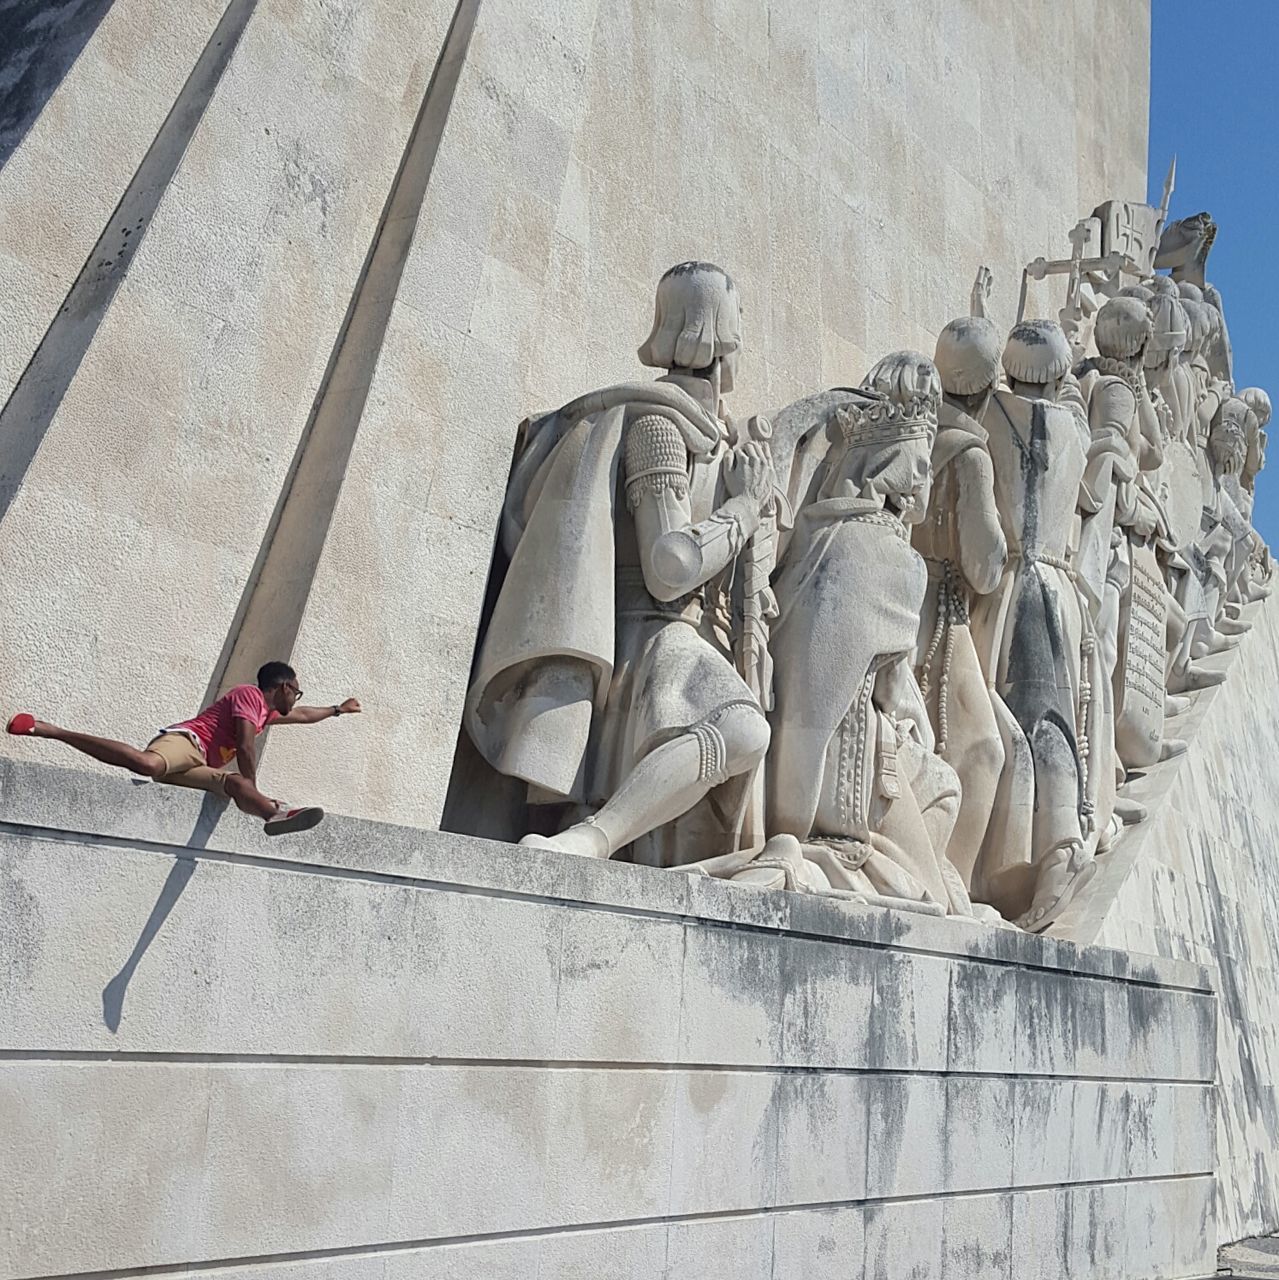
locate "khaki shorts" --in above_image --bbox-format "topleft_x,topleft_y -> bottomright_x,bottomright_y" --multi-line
145,733 -> 229,797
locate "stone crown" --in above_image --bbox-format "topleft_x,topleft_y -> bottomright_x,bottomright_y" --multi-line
834,392 -> 937,449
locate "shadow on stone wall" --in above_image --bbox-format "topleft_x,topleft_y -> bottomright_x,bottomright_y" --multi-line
0,0 -> 116,170
200,0 -> 482,709
0,0 -> 257,523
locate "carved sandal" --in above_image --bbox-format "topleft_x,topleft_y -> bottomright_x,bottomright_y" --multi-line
1016,846 -> 1097,935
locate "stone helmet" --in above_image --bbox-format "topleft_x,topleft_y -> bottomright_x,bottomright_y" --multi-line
639,261 -> 742,390
933,316 -> 1003,397
1146,292 -> 1189,368
1148,275 -> 1179,298
1241,387 -> 1273,430
1177,281 -> 1205,304
1095,296 -> 1153,360
1001,319 -> 1073,386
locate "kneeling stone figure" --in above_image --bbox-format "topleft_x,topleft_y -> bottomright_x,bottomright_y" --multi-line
687,352 -> 997,921
464,262 -> 774,865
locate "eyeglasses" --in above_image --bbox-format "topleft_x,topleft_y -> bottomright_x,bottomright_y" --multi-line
284,682 -> 303,698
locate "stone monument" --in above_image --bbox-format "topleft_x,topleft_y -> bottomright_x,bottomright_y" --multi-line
2,3 -> 1276,1279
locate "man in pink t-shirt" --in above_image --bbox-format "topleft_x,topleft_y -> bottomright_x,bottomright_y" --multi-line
7,661 -> 360,836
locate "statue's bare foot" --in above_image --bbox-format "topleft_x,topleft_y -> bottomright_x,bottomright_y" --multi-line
520,823 -> 611,859
1158,737 -> 1187,762
1016,843 -> 1095,934
1165,693 -> 1193,718
1217,615 -> 1251,636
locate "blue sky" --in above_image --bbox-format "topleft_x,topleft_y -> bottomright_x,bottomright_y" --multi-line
1149,1 -> 1278,544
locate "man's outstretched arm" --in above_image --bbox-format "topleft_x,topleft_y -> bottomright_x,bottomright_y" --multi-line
276,698 -> 362,726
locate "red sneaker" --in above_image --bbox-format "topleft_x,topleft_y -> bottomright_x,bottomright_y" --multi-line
264,806 -> 325,837
6,713 -> 36,736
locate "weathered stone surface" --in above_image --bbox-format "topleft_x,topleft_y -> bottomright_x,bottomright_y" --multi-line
0,0 -> 228,402
1,763 -> 1215,1280
1057,593 -> 1279,1243
0,0 -> 458,827
0,0 -> 1151,834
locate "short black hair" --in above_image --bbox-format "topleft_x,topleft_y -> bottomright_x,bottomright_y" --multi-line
256,661 -> 297,691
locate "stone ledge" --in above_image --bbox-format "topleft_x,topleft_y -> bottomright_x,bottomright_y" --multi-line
0,758 -> 1213,993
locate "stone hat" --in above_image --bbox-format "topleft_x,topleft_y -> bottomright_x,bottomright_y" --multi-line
638,261 -> 742,386
862,348 -> 942,408
934,316 -> 1003,396
840,349 -> 940,450
1095,296 -> 1153,359
1148,275 -> 1179,298
1118,283 -> 1154,304
1001,320 -> 1073,385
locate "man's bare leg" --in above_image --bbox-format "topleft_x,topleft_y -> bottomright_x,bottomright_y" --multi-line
222,773 -> 283,820
26,720 -> 165,777
19,718 -> 315,832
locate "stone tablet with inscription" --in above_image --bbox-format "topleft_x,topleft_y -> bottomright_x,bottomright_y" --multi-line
1115,541 -> 1169,768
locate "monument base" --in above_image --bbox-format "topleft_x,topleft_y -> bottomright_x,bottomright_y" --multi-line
1,760 -> 1216,1280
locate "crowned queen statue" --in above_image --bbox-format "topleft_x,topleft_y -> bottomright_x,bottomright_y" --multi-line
687,352 -> 993,918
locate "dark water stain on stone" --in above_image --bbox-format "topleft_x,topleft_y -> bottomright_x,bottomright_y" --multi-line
0,850 -> 43,992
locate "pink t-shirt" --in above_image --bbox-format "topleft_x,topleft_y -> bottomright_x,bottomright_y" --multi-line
169,685 -> 280,767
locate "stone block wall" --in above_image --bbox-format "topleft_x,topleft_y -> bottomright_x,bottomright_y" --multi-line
1056,593 -> 1279,1245
0,0 -> 1150,828
2,761 -> 1215,1280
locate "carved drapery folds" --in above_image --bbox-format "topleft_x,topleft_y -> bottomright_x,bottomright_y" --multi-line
464,207 -> 1270,934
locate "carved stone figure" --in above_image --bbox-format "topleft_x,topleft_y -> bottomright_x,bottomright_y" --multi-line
1240,387 -> 1271,495
1202,281 -> 1235,387
1146,279 -> 1193,441
464,262 -> 772,865
1077,297 -> 1182,771
1179,285 -> 1228,451
453,206 -> 1269,943
1155,211 -> 1217,287
1153,209 -> 1235,383
970,320 -> 1104,929
1231,387 -> 1274,608
1163,285 -> 1243,672
687,353 -> 994,919
1204,397 -> 1260,629
912,315 -> 1016,894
